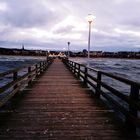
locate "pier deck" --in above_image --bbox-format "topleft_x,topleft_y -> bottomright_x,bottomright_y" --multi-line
0,59 -> 137,140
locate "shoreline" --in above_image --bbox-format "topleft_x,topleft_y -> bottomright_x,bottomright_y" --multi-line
0,55 -> 140,60
0,54 -> 140,61
0,54 -> 47,59
70,56 -> 140,60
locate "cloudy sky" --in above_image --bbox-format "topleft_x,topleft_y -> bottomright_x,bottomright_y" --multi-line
0,0 -> 140,51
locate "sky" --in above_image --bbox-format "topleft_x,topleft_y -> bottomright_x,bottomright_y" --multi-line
0,0 -> 140,52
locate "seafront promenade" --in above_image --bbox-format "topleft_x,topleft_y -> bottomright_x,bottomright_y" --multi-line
0,59 -> 139,139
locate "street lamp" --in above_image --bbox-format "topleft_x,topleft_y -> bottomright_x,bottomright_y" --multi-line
86,14 -> 96,66
67,42 -> 70,59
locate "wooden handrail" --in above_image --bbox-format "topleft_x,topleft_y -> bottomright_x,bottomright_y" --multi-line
0,58 -> 53,108
0,63 -> 36,78
63,58 -> 140,135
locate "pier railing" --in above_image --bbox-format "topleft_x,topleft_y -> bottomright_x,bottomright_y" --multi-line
0,58 -> 53,108
63,59 -> 140,134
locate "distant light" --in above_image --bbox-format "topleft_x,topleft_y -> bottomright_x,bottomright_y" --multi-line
86,14 -> 96,23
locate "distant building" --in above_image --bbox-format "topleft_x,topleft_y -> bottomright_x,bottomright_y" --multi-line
0,47 -> 140,58
90,51 -> 102,57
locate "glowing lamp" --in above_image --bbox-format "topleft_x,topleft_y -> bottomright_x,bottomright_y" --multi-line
86,14 -> 96,23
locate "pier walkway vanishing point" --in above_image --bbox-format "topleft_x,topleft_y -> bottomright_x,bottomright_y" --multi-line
0,59 -> 139,140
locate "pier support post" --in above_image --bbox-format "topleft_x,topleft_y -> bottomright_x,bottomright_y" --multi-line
74,63 -> 76,75
70,61 -> 72,71
40,62 -> 42,74
28,66 -> 31,85
43,61 -> 45,71
13,72 -> 18,90
35,64 -> 38,77
95,71 -> 101,97
84,67 -> 87,85
78,64 -> 80,78
72,62 -> 74,73
125,85 -> 139,135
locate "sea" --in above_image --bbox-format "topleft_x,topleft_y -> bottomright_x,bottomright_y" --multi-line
71,57 -> 140,98
0,55 -> 46,87
0,56 -> 140,87
71,57 -> 140,83
0,55 -> 46,73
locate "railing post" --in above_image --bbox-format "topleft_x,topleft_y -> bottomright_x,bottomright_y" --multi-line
40,62 -> 42,74
45,61 -> 47,69
43,61 -> 45,71
44,61 -> 47,70
71,62 -> 73,71
35,64 -> 38,77
74,63 -> 76,75
66,59 -> 68,65
13,71 -> 18,90
28,66 -> 31,85
67,60 -> 69,68
78,64 -> 80,78
95,71 -> 101,97
126,85 -> 139,134
72,62 -> 74,72
46,60 -> 49,69
84,67 -> 87,85
70,61 -> 72,71
41,62 -> 43,72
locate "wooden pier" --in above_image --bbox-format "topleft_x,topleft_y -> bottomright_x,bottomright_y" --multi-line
0,59 -> 139,140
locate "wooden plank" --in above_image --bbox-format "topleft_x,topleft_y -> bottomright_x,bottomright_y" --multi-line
0,59 -> 138,140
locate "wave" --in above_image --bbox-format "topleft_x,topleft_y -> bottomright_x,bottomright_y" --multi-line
0,56 -> 45,73
71,58 -> 140,83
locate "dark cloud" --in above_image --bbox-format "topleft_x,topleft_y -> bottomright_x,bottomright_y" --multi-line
0,0 -> 60,28
0,0 -> 140,51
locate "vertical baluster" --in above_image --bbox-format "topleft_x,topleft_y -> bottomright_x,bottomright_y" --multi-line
46,60 -> 49,69
40,62 -> 42,74
84,67 -> 87,85
13,71 -> 18,90
74,63 -> 76,75
71,61 -> 73,71
70,61 -> 72,71
28,66 -> 31,85
45,61 -> 47,70
41,62 -> 43,72
71,62 -> 73,71
95,71 -> 101,97
78,64 -> 80,78
35,64 -> 38,77
126,85 -> 139,134
68,60 -> 70,69
44,61 -> 46,71
43,61 -> 45,71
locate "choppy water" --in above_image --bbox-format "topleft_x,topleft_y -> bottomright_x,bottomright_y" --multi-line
71,58 -> 140,83
0,56 -> 140,90
0,55 -> 46,73
0,55 -> 46,87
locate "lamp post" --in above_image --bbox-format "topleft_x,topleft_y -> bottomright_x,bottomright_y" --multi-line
86,14 -> 95,66
67,42 -> 70,59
